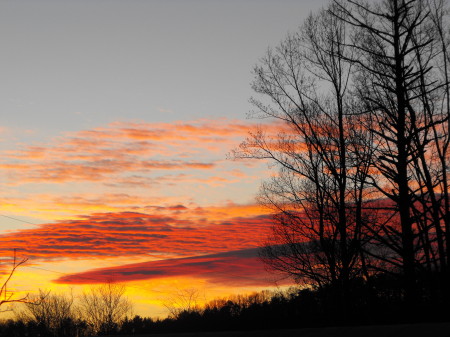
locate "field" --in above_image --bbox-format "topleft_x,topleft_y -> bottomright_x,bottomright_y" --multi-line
109,322 -> 450,337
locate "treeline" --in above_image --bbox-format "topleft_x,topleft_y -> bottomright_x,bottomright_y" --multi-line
1,281 -> 448,337
133,279 -> 449,334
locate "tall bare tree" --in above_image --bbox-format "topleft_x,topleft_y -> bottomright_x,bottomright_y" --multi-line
237,0 -> 450,315
423,0 -> 450,294
332,0 -> 449,304
234,3 -> 373,314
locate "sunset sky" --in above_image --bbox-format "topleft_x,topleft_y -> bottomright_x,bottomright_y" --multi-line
0,0 -> 327,317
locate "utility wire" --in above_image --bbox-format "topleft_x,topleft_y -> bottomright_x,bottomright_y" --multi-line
0,214 -> 40,226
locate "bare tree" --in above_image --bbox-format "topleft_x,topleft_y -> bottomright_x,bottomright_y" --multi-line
0,250 -> 28,310
18,289 -> 80,337
332,0 -> 449,304
78,282 -> 132,335
235,0 -> 450,315
234,3 -> 373,315
163,288 -> 203,319
421,0 -> 450,296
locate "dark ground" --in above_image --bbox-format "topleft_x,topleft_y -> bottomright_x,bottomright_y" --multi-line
108,322 -> 450,337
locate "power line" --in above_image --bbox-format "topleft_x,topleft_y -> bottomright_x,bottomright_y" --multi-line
0,214 -> 40,226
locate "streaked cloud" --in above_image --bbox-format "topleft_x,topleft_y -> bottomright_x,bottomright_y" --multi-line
0,118 -> 273,222
54,248 -> 280,287
0,118 -> 283,303
0,119 -> 259,186
0,207 -> 272,262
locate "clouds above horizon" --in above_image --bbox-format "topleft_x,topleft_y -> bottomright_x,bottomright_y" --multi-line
54,247 -> 285,287
0,118 -> 282,291
0,118 -> 275,221
0,119 -> 259,186
0,206 -> 272,263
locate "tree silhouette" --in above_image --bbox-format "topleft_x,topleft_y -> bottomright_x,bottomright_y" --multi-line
18,289 -> 85,337
332,0 -> 449,306
0,250 -> 28,310
163,287 -> 203,319
78,282 -> 132,335
236,0 -> 450,315
234,3 -> 373,316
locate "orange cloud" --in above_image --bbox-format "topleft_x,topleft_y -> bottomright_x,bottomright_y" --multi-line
0,119 -> 267,187
0,209 -> 272,262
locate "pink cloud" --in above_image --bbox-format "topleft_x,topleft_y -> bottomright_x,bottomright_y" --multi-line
54,248 -> 287,287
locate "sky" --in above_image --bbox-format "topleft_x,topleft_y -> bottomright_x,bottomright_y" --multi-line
0,0 -> 327,317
